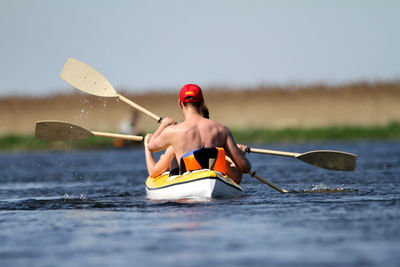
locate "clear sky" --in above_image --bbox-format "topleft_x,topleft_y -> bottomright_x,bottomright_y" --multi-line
0,0 -> 399,96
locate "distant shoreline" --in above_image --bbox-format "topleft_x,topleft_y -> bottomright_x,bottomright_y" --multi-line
1,123 -> 399,151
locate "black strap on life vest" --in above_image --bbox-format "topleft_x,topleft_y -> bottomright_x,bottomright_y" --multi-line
179,147 -> 220,174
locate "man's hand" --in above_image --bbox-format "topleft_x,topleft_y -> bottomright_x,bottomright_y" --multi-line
161,117 -> 177,127
237,144 -> 248,153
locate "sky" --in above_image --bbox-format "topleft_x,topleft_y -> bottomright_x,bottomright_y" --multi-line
0,0 -> 399,96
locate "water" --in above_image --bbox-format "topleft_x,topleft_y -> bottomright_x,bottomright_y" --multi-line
0,141 -> 399,266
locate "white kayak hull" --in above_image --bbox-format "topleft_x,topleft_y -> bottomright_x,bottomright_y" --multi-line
145,169 -> 243,200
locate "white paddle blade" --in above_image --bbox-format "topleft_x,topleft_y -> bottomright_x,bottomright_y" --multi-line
59,58 -> 118,97
35,121 -> 94,141
296,150 -> 357,172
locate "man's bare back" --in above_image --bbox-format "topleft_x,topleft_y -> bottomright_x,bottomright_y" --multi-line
159,115 -> 227,161
147,84 -> 251,173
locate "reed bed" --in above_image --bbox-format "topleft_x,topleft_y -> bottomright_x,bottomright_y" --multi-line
1,82 -> 399,137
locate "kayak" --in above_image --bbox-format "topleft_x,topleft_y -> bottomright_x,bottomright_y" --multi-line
145,169 -> 243,200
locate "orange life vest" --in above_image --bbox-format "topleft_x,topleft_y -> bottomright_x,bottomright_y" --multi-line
180,147 -> 227,175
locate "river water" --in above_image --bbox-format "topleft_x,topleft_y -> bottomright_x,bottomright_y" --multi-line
0,141 -> 399,266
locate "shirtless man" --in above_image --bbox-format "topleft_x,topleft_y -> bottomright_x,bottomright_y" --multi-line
144,105 -> 246,183
147,84 -> 251,177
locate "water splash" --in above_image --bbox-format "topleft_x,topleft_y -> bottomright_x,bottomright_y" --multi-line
73,98 -> 92,121
80,98 -> 90,105
290,183 -> 357,193
311,183 -> 330,190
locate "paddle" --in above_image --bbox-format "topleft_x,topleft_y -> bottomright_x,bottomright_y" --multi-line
59,58 -> 162,123
248,171 -> 288,193
246,147 -> 357,172
58,58 -> 357,173
35,120 -> 143,142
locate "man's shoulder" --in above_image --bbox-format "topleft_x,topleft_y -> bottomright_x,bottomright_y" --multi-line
203,119 -> 230,137
204,118 -> 224,126
209,119 -> 229,131
164,123 -> 183,133
165,121 -> 193,134
178,118 -> 229,134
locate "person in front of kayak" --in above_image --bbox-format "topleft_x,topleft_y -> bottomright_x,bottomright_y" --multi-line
147,84 -> 251,183
144,134 -> 176,177
144,105 -> 245,183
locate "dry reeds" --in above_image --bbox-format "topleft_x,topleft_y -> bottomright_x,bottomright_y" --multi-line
0,82 -> 399,135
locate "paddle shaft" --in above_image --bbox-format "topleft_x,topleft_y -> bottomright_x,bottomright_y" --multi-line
249,171 -> 288,193
225,156 -> 288,193
92,131 -> 143,141
247,147 -> 299,157
118,95 -> 162,123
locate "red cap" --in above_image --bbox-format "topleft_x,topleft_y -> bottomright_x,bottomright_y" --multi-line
179,84 -> 203,103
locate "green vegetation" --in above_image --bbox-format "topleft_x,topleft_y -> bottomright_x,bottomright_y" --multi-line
231,122 -> 400,143
1,123 -> 400,151
0,135 -> 113,151
0,135 -> 46,151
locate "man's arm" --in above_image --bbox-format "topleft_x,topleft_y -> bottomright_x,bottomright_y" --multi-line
144,135 -> 175,177
147,117 -> 176,152
224,128 -> 251,173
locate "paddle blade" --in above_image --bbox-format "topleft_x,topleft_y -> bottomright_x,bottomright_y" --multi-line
59,58 -> 118,97
296,150 -> 357,172
35,121 -> 93,141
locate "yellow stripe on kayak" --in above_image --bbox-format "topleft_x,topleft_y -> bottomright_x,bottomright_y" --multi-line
146,169 -> 242,190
